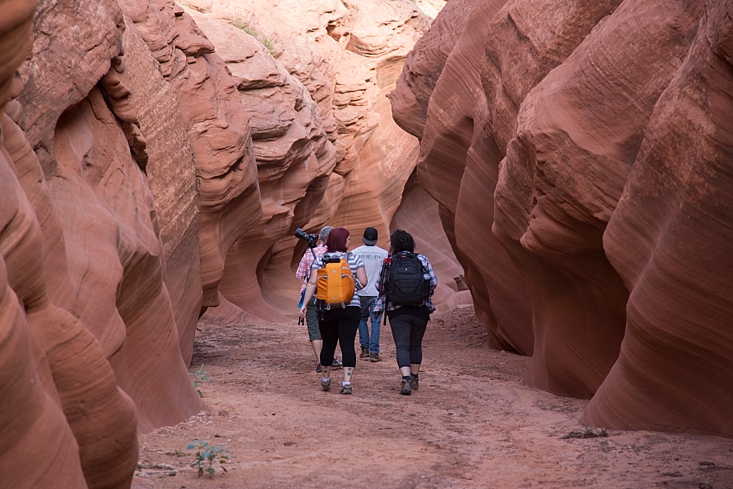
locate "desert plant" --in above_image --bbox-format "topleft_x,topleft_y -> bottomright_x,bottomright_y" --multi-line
187,440 -> 231,477
189,364 -> 209,398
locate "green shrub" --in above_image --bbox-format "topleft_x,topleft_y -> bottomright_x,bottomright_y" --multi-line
189,364 -> 209,398
187,440 -> 232,477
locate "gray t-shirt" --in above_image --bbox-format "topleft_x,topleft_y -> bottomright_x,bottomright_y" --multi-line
351,244 -> 388,297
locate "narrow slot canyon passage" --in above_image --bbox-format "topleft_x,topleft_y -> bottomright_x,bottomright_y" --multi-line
133,307 -> 733,488
4,0 -> 733,486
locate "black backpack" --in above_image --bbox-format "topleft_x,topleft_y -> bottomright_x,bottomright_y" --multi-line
381,252 -> 431,306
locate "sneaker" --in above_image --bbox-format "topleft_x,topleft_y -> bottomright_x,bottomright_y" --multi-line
321,377 -> 331,391
331,356 -> 343,369
410,374 -> 419,391
400,379 -> 411,395
315,363 -> 322,373
340,384 -> 352,395
360,347 -> 370,359
369,353 -> 382,363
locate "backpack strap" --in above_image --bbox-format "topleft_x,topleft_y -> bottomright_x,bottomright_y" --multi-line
343,252 -> 354,308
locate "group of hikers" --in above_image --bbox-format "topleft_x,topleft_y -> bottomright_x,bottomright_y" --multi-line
296,226 -> 437,396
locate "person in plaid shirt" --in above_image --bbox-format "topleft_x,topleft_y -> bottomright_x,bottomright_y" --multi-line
295,225 -> 341,372
374,230 -> 437,395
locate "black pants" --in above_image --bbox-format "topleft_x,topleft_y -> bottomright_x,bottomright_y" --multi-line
319,306 -> 360,368
389,313 -> 428,368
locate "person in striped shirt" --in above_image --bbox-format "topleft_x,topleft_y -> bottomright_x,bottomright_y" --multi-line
299,228 -> 367,395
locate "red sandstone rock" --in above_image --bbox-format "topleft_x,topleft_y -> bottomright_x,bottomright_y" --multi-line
3,114 -> 139,489
496,0 -> 702,397
185,9 -> 336,320
0,258 -> 88,489
394,0 -> 733,437
584,0 -> 733,437
1,0 -> 142,485
119,0 -> 262,360
120,15 -> 202,362
186,0 -> 463,317
389,0 -> 482,138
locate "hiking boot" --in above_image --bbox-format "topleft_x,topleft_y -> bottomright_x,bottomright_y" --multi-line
340,384 -> 352,395
321,377 -> 331,391
400,379 -> 411,395
331,356 -> 343,369
370,353 -> 382,363
410,375 -> 419,391
360,347 -> 370,359
315,363 -> 322,373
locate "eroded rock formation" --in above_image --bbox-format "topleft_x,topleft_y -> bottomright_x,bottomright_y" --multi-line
1,0 -> 459,485
392,0 -> 733,437
185,0 -> 459,320
583,0 -> 733,436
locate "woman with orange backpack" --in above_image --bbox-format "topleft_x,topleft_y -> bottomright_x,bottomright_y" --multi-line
299,228 -> 367,394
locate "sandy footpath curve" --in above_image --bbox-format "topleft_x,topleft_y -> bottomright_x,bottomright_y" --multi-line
132,306 -> 733,488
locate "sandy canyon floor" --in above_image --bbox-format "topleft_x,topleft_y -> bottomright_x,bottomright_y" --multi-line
132,306 -> 733,489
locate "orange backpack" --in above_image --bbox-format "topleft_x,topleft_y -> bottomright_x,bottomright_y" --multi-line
317,252 -> 355,308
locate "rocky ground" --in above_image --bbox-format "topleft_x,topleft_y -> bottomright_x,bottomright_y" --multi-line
132,306 -> 733,488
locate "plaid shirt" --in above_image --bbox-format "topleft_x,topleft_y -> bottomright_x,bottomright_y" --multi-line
373,253 -> 438,313
296,244 -> 327,294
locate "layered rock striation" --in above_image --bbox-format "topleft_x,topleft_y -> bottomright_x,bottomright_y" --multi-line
185,0 -> 455,318
392,0 -> 733,437
1,0 -> 459,485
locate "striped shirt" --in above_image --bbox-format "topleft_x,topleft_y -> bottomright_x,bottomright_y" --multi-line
311,251 -> 365,308
373,253 -> 437,313
296,244 -> 327,294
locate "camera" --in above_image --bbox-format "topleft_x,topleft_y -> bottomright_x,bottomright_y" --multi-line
322,252 -> 342,263
295,227 -> 319,248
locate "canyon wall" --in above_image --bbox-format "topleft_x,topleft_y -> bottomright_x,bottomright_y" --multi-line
184,0 -> 459,321
391,0 -> 733,437
0,0 -> 456,485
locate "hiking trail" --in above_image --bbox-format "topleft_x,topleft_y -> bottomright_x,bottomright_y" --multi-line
132,306 -> 733,488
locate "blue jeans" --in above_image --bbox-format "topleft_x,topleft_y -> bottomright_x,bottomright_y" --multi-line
358,296 -> 383,354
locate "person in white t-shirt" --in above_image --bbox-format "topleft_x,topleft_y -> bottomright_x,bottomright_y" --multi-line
351,227 -> 389,362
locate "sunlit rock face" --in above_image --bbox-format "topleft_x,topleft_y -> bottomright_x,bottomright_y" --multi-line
185,8 -> 336,320
119,0 -> 262,359
415,0 -> 448,19
393,0 -> 733,437
1,0 -> 268,482
183,0 -> 463,317
14,0 -> 214,439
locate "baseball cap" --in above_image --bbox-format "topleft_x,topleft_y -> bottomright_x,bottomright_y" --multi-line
362,227 -> 378,246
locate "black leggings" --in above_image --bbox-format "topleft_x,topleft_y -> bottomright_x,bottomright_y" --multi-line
319,306 -> 360,368
389,313 -> 428,368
